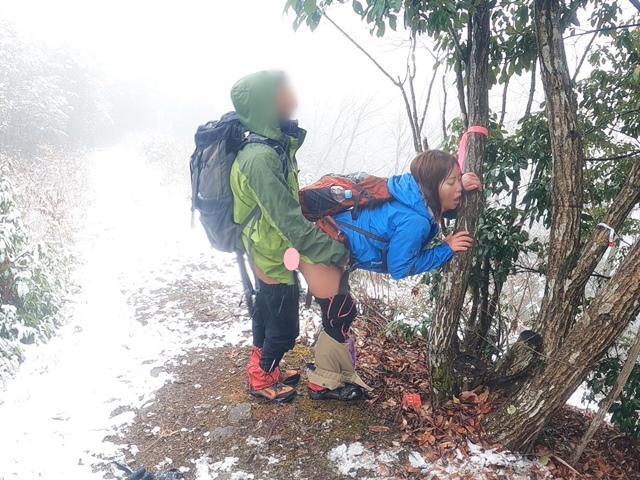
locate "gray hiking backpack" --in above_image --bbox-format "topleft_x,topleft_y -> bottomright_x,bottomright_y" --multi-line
189,112 -> 288,253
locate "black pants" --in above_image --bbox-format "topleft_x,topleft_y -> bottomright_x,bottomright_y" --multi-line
316,293 -> 357,343
252,279 -> 300,373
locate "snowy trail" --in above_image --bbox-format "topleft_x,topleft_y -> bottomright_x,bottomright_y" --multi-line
0,148 -> 248,480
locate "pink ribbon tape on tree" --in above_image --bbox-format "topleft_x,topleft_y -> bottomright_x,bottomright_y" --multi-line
457,126 -> 489,170
597,223 -> 616,247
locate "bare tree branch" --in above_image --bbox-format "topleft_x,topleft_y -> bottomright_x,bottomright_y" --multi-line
525,56 -> 537,116
572,31 -> 598,83
585,149 -> 640,162
499,76 -> 510,127
444,24 -> 469,126
407,34 -> 422,151
323,13 -> 400,87
570,157 -> 640,293
419,57 -> 441,139
571,321 -> 640,465
323,12 -> 430,153
564,22 -> 640,38
441,73 -> 448,143
398,79 -> 422,153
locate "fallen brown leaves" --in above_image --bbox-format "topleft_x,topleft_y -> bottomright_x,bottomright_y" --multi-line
533,408 -> 640,479
353,310 -> 640,479
356,314 -> 492,454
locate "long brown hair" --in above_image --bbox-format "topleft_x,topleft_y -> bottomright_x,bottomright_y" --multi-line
410,149 -> 457,219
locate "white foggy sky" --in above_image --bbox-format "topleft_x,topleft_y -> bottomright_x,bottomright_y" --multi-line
2,0 -> 627,131
3,0 -> 443,174
1,0 -> 407,114
4,0 -> 612,174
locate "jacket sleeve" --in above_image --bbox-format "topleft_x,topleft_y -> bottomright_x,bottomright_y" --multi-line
386,214 -> 454,280
238,144 -> 349,266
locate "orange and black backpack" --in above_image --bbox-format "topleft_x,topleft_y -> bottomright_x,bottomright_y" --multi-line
299,172 -> 394,249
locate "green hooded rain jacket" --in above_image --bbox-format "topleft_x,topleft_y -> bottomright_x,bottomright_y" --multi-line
229,71 -> 349,285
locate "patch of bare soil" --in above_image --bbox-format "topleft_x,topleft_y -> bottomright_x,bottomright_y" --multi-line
107,345 -> 396,480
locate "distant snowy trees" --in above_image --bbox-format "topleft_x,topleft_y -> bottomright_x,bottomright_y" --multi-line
0,20 -> 111,156
0,168 -> 63,380
0,21 -> 110,379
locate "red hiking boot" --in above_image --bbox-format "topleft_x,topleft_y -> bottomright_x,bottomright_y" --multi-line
247,346 -> 297,403
249,346 -> 300,386
279,368 -> 300,386
249,381 -> 297,403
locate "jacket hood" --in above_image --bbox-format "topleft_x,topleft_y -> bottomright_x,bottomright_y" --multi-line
387,173 -> 432,219
231,71 -> 285,142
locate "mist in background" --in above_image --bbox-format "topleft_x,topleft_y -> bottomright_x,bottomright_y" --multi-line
0,0 -> 472,176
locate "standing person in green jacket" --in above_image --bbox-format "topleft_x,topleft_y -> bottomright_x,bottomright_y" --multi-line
230,71 -> 358,403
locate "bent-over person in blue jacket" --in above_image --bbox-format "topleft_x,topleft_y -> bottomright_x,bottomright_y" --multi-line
299,150 -> 482,401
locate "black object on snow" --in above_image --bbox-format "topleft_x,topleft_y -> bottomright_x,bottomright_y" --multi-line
114,462 -> 184,480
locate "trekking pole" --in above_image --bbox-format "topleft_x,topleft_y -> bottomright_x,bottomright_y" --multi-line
236,252 -> 255,315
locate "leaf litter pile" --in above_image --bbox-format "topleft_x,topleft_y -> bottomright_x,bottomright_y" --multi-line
354,308 -> 640,479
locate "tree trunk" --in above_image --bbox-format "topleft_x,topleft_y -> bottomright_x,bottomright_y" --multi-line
530,0 -> 584,356
465,256 -> 501,356
484,237 -> 640,450
428,1 -> 491,408
482,0 -> 640,450
570,321 -> 640,464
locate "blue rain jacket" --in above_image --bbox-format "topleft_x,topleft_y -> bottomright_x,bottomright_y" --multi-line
332,173 -> 454,279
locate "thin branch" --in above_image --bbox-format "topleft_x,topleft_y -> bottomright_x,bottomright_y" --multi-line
525,55 -> 537,116
564,22 -> 640,39
407,34 -> 422,151
419,58 -> 441,135
570,321 -> 640,465
515,265 -> 612,280
399,80 -> 422,153
572,31 -> 598,83
454,47 -> 468,126
323,13 -> 401,87
441,73 -> 448,143
585,149 -> 640,162
585,108 -> 640,135
630,0 -> 640,12
323,12 -> 422,152
499,76 -> 510,127
446,24 -> 468,125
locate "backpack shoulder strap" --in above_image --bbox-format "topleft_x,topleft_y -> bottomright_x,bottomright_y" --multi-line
334,219 -> 389,273
244,133 -> 290,178
334,220 -> 389,244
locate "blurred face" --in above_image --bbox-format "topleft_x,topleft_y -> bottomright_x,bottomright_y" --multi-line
276,81 -> 298,120
438,163 -> 463,212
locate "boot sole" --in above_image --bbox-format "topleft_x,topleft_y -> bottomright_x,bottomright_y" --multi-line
249,389 -> 297,404
307,388 -> 364,402
281,373 -> 301,386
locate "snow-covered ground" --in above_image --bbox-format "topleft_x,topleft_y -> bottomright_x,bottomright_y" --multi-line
0,148 -> 247,480
0,147 -> 550,480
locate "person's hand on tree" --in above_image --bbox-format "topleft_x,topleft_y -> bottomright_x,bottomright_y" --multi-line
445,231 -> 474,252
462,173 -> 483,192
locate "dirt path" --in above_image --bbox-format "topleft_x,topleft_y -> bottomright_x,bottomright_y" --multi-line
105,256 -> 395,480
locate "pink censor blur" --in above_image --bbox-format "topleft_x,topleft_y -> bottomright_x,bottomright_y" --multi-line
283,247 -> 300,271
